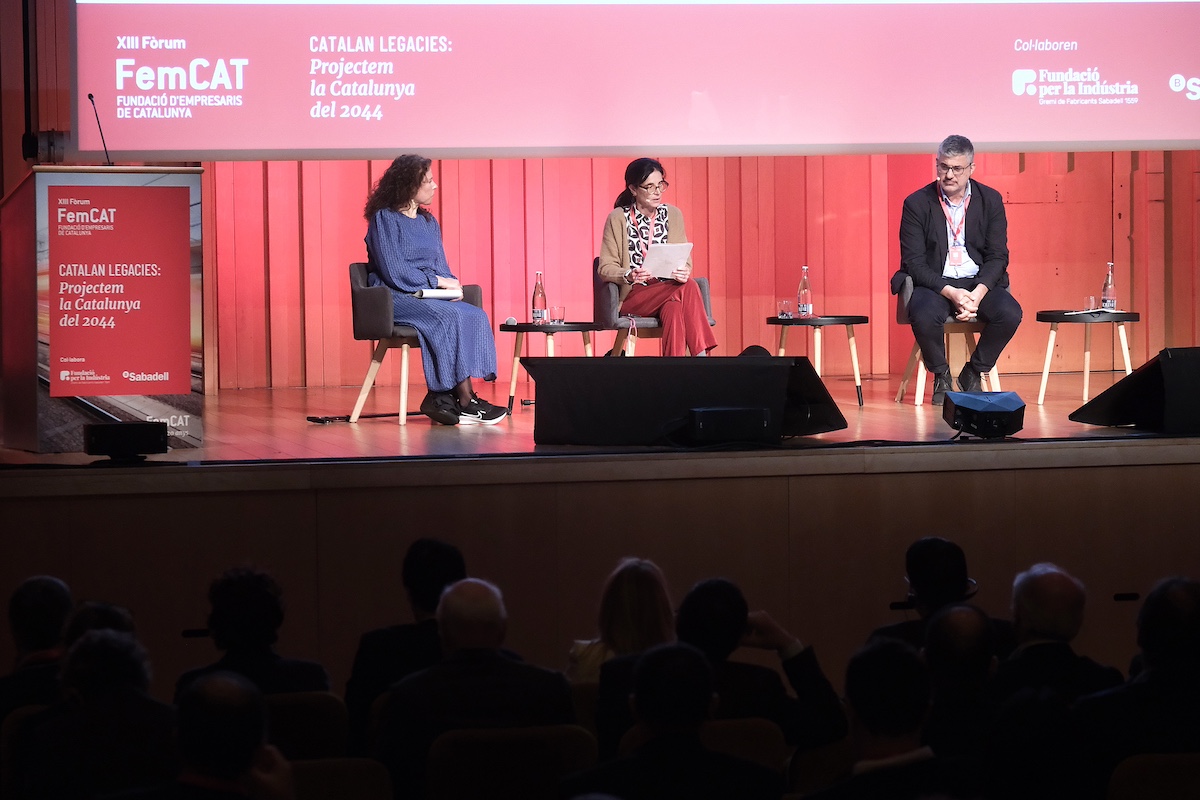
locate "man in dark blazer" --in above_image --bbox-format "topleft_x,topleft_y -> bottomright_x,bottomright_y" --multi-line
595,578 -> 846,760
899,134 -> 1023,403
561,642 -> 784,800
373,578 -> 574,799
344,538 -> 466,753
992,563 -> 1123,704
1073,577 -> 1200,795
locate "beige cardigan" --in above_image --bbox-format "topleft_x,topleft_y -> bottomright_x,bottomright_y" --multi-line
597,204 -> 693,306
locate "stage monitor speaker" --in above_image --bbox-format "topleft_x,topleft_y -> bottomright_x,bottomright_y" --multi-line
1069,347 -> 1200,434
519,356 -> 846,446
83,421 -> 169,459
943,391 -> 1025,438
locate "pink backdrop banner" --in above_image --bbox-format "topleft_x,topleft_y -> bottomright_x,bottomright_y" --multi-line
48,184 -> 192,396
74,3 -> 1200,159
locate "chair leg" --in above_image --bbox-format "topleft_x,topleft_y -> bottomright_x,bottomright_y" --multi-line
1038,323 -> 1058,405
896,342 -> 921,403
611,329 -> 630,356
398,342 -> 410,425
351,340 -> 391,423
915,360 -> 927,406
626,332 -> 637,356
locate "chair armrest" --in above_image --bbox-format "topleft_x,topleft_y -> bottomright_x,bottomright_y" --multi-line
593,266 -> 622,329
894,273 -> 914,325
350,263 -> 396,341
462,284 -> 483,309
694,277 -> 715,326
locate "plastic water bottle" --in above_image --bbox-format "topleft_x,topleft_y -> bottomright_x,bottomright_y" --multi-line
1101,262 -> 1116,310
796,265 -> 813,318
532,271 -> 547,324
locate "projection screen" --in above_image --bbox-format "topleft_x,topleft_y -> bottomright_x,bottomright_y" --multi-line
71,0 -> 1200,160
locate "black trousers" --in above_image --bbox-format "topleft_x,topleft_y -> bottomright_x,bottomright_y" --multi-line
908,279 -> 1023,373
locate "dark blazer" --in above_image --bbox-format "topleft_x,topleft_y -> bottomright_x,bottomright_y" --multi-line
899,179 -> 1010,293
16,689 -> 178,799
595,647 -> 846,760
1073,667 -> 1200,792
174,646 -> 330,703
373,648 -> 574,799
559,732 -> 784,800
0,657 -> 61,727
992,641 -> 1123,705
344,619 -> 443,753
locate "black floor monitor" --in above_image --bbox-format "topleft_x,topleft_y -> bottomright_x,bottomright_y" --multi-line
519,356 -> 846,446
1070,347 -> 1200,434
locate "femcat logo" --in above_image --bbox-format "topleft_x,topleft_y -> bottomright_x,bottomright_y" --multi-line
59,370 -> 71,381
1169,74 -> 1200,100
1012,69 -> 1038,96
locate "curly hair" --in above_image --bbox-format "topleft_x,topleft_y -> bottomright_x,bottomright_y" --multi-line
364,154 -> 432,220
207,567 -> 285,651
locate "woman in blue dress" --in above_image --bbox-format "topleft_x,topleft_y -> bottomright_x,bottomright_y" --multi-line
364,155 -> 506,425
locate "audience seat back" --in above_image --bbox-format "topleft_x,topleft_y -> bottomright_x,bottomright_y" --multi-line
426,724 -> 598,800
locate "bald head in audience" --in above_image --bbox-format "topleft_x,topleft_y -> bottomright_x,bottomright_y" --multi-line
1012,563 -> 1086,644
925,604 -> 996,687
436,578 -> 507,652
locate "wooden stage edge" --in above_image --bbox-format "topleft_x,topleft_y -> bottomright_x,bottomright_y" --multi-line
1,372 -> 1198,701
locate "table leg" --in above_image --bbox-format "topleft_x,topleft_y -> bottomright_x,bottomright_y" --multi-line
1083,323 -> 1092,402
896,342 -> 920,403
507,331 -> 524,412
582,331 -> 593,357
776,326 -> 788,358
1038,322 -> 1058,405
846,325 -> 863,406
1117,323 -> 1133,374
546,332 -> 555,358
813,327 -> 823,376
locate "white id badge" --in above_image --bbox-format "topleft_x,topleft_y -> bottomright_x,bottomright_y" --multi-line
948,245 -> 966,267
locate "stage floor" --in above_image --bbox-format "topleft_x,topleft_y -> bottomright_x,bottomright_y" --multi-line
0,369 -> 1160,467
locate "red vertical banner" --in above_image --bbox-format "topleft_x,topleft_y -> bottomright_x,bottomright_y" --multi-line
47,184 -> 191,396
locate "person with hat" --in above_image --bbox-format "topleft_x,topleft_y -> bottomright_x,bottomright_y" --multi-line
867,537 -> 1016,658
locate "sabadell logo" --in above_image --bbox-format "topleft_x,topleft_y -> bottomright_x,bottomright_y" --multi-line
1169,74 -> 1200,101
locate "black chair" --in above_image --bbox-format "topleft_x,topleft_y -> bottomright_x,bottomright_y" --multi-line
891,271 -> 1003,405
592,257 -> 715,356
348,262 -> 483,423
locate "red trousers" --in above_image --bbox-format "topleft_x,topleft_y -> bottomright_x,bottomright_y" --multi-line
620,279 -> 717,357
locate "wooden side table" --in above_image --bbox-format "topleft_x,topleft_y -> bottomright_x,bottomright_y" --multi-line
499,322 -> 597,411
1036,310 -> 1139,404
767,315 -> 868,406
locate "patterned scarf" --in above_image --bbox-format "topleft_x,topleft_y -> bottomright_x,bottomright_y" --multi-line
624,204 -> 669,268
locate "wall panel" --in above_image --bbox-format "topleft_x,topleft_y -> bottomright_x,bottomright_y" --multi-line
190,150 -> 1200,391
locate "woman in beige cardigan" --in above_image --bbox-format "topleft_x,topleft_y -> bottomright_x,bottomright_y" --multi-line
597,158 -> 717,356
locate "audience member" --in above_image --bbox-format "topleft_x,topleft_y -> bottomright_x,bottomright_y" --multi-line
869,537 -> 1016,657
1074,576 -> 1200,795
0,576 -> 73,726
63,600 -> 137,648
921,603 -> 998,758
175,567 -> 330,701
373,578 -> 574,799
807,639 -> 980,800
344,538 -> 467,753
567,557 -> 674,683
16,629 -> 177,799
991,563 -> 1122,704
118,671 -> 295,800
595,578 -> 845,759
560,642 -> 783,800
